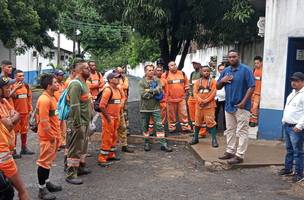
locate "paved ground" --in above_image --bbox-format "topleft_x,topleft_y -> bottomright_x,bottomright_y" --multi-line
14,76 -> 303,200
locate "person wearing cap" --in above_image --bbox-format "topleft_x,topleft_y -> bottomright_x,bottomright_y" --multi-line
98,72 -> 124,166
36,74 -> 62,200
0,76 -> 29,200
188,60 -> 207,138
280,72 -> 304,183
87,61 -> 104,99
249,56 -> 263,127
66,60 -> 92,185
139,65 -> 172,152
217,50 -> 255,165
11,70 -> 34,156
53,70 -> 67,149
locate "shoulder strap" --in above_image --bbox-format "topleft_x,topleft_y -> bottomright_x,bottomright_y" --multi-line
182,71 -> 186,79
190,71 -> 195,81
165,71 -> 169,78
69,79 -> 84,90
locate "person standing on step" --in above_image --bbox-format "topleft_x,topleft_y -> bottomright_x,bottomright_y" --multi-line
36,74 -> 62,200
280,72 -> 304,183
66,60 -> 92,185
217,50 -> 255,165
11,70 -> 35,155
249,56 -> 263,127
162,61 -> 191,133
188,60 -> 208,138
189,65 -> 218,148
139,65 -> 172,152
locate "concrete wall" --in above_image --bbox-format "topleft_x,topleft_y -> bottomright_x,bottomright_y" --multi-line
258,0 -> 304,139
0,41 -> 16,66
128,40 -> 264,78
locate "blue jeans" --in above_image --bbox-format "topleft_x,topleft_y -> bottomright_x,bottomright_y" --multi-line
284,124 -> 304,176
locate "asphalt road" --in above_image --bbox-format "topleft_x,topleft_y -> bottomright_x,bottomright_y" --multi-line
13,76 -> 303,200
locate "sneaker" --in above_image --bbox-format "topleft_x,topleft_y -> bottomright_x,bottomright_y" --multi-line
278,168 -> 294,176
46,182 -> 62,192
292,175 -> 304,183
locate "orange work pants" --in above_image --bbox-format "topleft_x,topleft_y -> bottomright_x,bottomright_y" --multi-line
36,139 -> 59,169
59,120 -> 67,146
188,97 -> 207,136
250,94 -> 260,124
14,113 -> 29,134
167,99 -> 191,132
195,107 -> 217,128
99,117 -> 120,163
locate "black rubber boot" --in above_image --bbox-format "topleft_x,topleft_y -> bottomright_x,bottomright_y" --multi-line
46,182 -> 62,192
144,139 -> 151,151
160,143 -> 173,152
65,167 -> 83,185
208,127 -> 219,148
78,162 -> 92,176
189,127 -> 199,145
121,145 -> 134,153
38,187 -> 56,200
13,150 -> 22,159
20,146 -> 35,155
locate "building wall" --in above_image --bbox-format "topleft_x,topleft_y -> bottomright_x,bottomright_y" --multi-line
0,41 -> 16,66
258,0 -> 304,139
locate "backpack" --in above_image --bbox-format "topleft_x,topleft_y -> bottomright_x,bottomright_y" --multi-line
150,80 -> 164,101
94,86 -> 113,112
57,80 -> 84,121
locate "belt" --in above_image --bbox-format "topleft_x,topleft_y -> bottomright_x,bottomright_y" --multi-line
285,123 -> 296,127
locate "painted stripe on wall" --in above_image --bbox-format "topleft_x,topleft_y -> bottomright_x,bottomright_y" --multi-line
258,108 -> 284,140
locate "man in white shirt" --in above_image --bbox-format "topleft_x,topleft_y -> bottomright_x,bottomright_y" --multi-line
281,72 -> 304,183
215,64 -> 226,130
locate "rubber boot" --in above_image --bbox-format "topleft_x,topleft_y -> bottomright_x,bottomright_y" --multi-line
65,167 -> 83,185
38,187 -> 56,200
189,127 -> 199,145
20,146 -> 35,155
63,156 -> 67,172
46,182 -> 62,192
144,139 -> 151,151
78,162 -> 92,176
208,127 -> 219,148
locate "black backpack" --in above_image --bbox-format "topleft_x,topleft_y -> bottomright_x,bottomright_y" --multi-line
94,87 -> 113,112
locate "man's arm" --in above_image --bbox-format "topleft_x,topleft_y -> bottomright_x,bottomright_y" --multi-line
99,87 -> 112,122
202,80 -> 217,104
139,80 -> 153,99
236,68 -> 255,109
68,83 -> 82,127
38,97 -> 54,139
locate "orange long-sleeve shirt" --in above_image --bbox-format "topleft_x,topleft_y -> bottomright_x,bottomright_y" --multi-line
253,67 -> 262,95
99,86 -> 122,118
162,70 -> 189,103
36,92 -> 60,141
193,78 -> 217,109
12,83 -> 32,114
0,99 -> 16,152
54,82 -> 65,102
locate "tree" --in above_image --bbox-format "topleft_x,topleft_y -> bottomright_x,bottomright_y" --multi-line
0,0 -> 66,53
122,0 -> 256,69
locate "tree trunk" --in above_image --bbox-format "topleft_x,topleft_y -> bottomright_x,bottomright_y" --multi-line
159,30 -> 170,70
178,39 -> 190,70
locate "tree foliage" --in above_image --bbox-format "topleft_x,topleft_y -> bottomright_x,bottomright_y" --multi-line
0,0 -> 66,53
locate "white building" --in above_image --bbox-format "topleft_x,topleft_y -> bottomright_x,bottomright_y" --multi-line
0,31 -> 77,84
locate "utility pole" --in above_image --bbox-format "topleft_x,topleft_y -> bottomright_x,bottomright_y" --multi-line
57,32 -> 61,67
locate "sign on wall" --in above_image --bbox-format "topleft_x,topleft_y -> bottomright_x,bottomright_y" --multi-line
296,49 -> 304,61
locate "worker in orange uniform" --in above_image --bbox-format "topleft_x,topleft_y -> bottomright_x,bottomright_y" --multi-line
163,61 -> 191,132
54,70 -> 67,149
1,60 -> 14,107
64,64 -> 77,89
249,56 -> 263,127
98,72 -> 122,167
11,70 -> 34,155
36,74 -> 62,200
190,65 -> 219,147
154,65 -> 167,125
87,61 -> 104,99
0,76 -> 29,200
188,60 -> 208,137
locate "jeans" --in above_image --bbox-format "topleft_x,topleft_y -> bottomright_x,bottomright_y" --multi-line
284,124 -> 304,176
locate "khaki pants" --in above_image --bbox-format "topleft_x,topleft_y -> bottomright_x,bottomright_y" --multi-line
224,109 -> 250,159
118,111 -> 128,146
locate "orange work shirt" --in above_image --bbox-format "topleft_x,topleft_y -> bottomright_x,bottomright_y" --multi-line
54,82 -> 65,102
162,70 -> 189,103
193,78 -> 217,109
99,86 -> 122,118
88,72 -> 104,98
12,83 -> 32,114
253,67 -> 262,95
159,77 -> 167,103
36,92 -> 60,141
0,98 -> 15,151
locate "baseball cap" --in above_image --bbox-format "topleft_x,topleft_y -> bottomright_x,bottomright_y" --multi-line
107,72 -> 121,81
54,70 -> 64,76
0,76 -> 16,88
192,59 -> 201,64
290,72 -> 304,81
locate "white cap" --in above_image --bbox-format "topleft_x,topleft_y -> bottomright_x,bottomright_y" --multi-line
191,59 -> 201,64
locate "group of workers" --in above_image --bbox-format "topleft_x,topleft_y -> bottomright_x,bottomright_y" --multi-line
0,49 -> 264,199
